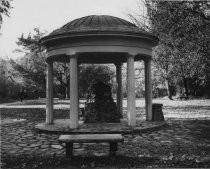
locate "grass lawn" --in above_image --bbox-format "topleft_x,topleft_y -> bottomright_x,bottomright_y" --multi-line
1,98 -> 210,168
1,97 -> 210,120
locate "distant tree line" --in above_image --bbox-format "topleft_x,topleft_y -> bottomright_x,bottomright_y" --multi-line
1,1 -> 210,100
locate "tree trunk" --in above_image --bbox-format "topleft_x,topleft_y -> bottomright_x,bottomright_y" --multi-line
59,74 -> 63,95
183,77 -> 189,98
166,79 -> 173,100
67,79 -> 70,98
65,87 -> 68,99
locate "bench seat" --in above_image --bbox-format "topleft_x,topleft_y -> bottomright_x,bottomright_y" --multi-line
59,134 -> 124,157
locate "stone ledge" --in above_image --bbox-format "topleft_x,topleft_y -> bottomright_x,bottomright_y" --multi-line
35,119 -> 167,134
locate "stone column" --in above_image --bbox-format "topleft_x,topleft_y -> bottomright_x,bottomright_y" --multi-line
46,61 -> 54,124
115,63 -> 123,118
127,54 -> 136,126
69,54 -> 79,128
145,58 -> 152,121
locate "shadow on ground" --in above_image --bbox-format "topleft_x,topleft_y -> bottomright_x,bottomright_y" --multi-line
186,120 -> 210,139
2,154 -> 209,169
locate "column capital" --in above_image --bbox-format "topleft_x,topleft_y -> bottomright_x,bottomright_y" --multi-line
114,62 -> 123,67
46,58 -> 53,64
144,56 -> 152,63
126,52 -> 136,58
66,51 -> 79,57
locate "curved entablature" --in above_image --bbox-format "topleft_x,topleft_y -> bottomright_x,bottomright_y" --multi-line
46,45 -> 152,64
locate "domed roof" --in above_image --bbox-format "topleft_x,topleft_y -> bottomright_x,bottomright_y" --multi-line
40,15 -> 159,63
40,15 -> 158,47
49,15 -> 147,36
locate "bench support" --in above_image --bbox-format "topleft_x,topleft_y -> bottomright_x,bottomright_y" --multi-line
66,143 -> 73,157
110,142 -> 118,156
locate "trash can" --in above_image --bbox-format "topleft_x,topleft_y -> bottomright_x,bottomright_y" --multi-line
152,103 -> 164,121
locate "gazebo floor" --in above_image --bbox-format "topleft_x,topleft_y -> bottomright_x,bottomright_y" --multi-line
35,119 -> 167,134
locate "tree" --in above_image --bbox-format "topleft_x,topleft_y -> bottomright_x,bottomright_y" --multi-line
129,0 -> 210,98
15,28 -> 46,53
13,28 -> 71,98
11,28 -> 48,96
0,57 -> 22,98
10,52 -> 47,95
147,1 -> 210,98
152,44 -> 176,99
0,0 -> 12,27
53,62 -> 69,98
0,58 -> 11,98
79,64 -> 115,97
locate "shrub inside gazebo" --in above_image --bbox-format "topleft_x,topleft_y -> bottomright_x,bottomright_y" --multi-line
39,15 -> 159,129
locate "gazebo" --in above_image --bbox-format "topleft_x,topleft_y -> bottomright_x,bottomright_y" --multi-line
40,15 -> 159,129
